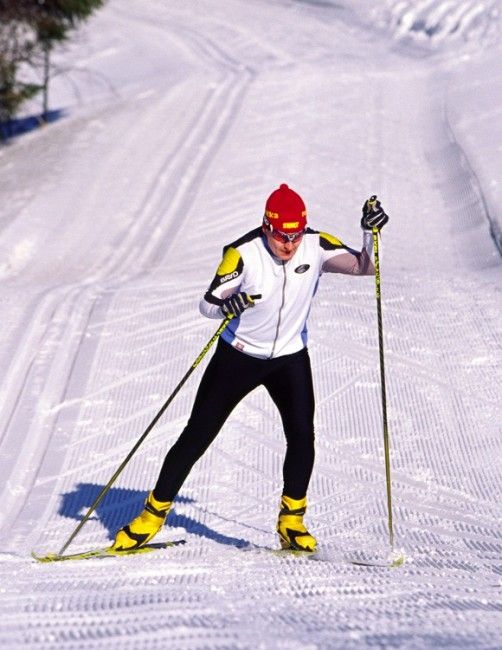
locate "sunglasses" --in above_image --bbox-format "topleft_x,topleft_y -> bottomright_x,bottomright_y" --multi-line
263,216 -> 305,244
270,228 -> 305,244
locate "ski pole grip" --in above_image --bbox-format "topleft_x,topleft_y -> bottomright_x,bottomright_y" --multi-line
250,294 -> 262,301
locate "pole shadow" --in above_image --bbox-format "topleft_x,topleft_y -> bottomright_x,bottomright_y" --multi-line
59,483 -> 252,548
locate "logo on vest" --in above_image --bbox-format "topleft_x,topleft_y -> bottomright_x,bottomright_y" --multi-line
294,264 -> 310,274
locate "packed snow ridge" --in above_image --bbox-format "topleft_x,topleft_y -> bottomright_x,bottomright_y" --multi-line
312,0 -> 500,49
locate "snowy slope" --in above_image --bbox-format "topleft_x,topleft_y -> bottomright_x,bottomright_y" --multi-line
372,0 -> 500,49
305,0 -> 500,50
0,1 -> 501,648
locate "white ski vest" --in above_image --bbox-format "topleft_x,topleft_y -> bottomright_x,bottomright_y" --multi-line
200,227 -> 374,359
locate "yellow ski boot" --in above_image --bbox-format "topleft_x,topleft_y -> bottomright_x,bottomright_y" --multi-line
277,495 -> 317,552
112,491 -> 172,551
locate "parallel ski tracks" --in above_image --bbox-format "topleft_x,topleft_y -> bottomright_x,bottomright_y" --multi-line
0,285 -> 101,535
0,13 -> 257,543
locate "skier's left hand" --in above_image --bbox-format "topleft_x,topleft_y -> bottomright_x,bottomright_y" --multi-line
361,196 -> 389,231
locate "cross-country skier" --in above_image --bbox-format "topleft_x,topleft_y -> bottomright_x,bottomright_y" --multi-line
112,184 -> 389,553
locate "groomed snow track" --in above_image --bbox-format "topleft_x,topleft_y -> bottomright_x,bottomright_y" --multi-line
0,1 -> 501,648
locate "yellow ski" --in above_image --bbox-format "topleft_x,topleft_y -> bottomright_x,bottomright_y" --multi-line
32,540 -> 185,563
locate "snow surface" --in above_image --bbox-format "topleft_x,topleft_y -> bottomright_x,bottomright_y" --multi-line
1,0 -> 501,648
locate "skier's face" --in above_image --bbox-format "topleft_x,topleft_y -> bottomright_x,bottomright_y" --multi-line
263,227 -> 303,261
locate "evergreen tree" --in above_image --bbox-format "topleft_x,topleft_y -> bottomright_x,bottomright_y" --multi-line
0,0 -> 104,137
27,1 -> 105,119
0,3 -> 40,137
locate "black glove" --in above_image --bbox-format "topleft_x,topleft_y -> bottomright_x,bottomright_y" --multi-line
361,196 -> 389,231
221,292 -> 255,318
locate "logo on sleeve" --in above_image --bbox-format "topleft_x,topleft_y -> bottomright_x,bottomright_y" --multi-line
219,271 -> 239,284
294,264 -> 310,274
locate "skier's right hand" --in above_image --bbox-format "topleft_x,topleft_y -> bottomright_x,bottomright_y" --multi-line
221,292 -> 256,318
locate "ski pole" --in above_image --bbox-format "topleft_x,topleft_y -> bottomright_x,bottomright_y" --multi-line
368,195 -> 396,552
56,311 -> 244,557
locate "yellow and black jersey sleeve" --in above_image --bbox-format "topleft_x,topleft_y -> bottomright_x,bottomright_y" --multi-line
319,229 -> 373,275
319,231 -> 345,251
216,246 -> 244,279
204,246 -> 244,305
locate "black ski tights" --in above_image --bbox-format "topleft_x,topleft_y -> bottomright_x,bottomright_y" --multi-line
153,339 -> 315,502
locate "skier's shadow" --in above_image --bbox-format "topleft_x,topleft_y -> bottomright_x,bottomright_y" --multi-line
59,483 -> 251,548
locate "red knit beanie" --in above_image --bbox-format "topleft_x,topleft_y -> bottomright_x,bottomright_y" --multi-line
264,184 -> 307,232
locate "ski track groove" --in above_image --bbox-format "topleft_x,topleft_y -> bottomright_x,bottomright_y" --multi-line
0,8 -> 255,544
